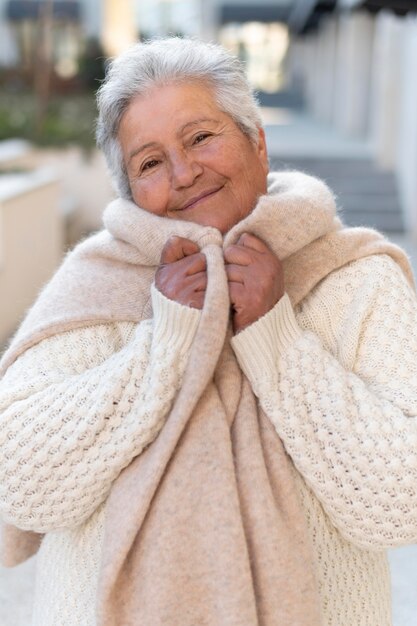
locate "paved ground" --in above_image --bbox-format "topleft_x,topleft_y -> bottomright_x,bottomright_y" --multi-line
0,557 -> 35,625
262,106 -> 374,160
390,545 -> 417,626
1,111 -> 417,625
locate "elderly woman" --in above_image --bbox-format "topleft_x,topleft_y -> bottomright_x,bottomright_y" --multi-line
1,38 -> 417,626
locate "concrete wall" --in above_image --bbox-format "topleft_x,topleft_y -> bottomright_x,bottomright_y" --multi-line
10,146 -> 115,245
0,173 -> 63,345
0,137 -> 115,348
38,148 -> 114,244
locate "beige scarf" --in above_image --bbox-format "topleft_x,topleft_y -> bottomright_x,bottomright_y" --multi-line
1,171 -> 414,625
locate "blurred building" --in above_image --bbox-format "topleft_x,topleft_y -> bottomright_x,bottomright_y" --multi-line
0,0 -> 102,70
0,0 -> 416,237
286,0 -> 417,234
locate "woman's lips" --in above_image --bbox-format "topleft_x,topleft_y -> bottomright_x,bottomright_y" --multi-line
178,187 -> 223,211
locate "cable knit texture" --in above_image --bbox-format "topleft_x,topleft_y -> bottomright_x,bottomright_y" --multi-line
0,286 -> 200,532
0,171 -> 416,626
232,254 -> 417,548
2,253 -> 415,625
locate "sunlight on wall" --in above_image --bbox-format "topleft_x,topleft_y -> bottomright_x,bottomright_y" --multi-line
102,0 -> 137,56
220,22 -> 289,93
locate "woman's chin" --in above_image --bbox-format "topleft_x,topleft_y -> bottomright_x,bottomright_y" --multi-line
168,204 -> 245,234
172,213 -> 237,234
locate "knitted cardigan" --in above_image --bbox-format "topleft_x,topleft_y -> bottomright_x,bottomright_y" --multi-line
1,171 -> 417,626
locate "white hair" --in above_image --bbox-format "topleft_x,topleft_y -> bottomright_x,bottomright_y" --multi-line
96,37 -> 264,200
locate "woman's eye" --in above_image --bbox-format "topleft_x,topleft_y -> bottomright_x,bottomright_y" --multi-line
141,159 -> 160,172
193,133 -> 211,145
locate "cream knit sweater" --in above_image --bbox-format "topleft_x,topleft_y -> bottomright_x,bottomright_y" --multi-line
1,252 -> 417,625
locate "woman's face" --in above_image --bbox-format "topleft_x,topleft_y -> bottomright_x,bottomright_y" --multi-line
118,82 -> 269,234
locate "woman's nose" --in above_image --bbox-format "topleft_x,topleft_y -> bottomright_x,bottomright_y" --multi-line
170,151 -> 203,189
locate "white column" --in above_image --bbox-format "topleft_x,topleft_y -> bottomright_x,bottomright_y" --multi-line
314,16 -> 339,124
369,11 -> 403,169
296,33 -> 321,114
198,0 -> 219,41
396,15 -> 417,235
286,36 -> 310,104
333,10 -> 375,137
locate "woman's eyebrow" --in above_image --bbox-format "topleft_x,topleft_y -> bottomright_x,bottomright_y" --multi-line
128,119 -> 219,163
128,142 -> 159,164
179,118 -> 219,133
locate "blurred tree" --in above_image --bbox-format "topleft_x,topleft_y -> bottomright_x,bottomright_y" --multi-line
34,0 -> 54,136
78,38 -> 106,91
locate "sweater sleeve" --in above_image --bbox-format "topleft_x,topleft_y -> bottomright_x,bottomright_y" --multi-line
231,255 -> 417,550
0,285 -> 201,533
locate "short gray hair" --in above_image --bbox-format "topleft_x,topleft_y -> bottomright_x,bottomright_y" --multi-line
96,37 -> 263,200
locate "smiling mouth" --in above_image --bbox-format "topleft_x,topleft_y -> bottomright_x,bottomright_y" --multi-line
179,187 -> 223,211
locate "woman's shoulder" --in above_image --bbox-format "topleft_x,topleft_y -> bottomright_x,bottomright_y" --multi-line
305,253 -> 413,306
295,253 -> 416,361
331,251 -> 410,281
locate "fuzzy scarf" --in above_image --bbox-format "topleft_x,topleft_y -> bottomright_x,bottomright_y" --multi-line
0,171 -> 414,626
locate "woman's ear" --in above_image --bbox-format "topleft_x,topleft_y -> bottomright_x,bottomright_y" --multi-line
256,127 -> 269,175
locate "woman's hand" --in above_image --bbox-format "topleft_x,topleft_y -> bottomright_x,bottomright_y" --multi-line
224,233 -> 285,333
155,236 -> 207,309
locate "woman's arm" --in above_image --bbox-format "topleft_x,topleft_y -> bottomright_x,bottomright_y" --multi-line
0,285 -> 200,533
231,254 -> 417,550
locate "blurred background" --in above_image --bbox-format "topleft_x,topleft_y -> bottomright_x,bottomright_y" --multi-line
0,1 -> 417,624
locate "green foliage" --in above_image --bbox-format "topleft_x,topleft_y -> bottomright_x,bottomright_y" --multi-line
78,38 -> 107,91
0,92 -> 97,149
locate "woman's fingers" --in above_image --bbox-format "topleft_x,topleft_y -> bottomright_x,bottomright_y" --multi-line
156,237 -> 207,309
224,244 -> 252,266
225,264 -> 245,284
164,271 -> 207,308
184,253 -> 206,276
224,233 -> 269,266
224,232 -> 285,333
237,232 -> 269,253
160,236 -> 200,264
227,281 -> 245,305
188,271 -> 207,292
160,237 -> 206,275
156,232 -> 282,318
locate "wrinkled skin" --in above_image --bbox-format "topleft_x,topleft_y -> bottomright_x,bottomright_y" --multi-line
155,234 -> 284,333
224,232 -> 284,333
155,236 -> 207,311
119,81 -> 284,332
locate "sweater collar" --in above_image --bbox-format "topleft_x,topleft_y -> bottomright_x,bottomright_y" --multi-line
103,171 -> 341,266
